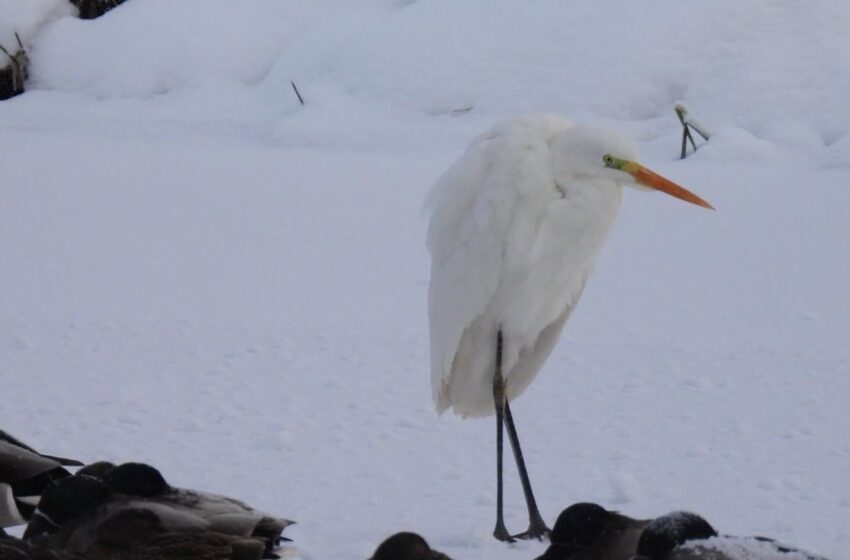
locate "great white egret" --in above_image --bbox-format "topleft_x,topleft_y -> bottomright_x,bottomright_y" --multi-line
426,115 -> 712,542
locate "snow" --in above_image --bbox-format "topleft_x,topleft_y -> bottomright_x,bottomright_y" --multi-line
29,0 -> 359,98
1,1 -> 849,559
0,0 -> 73,50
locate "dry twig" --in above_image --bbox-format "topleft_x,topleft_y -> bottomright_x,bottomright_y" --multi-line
675,103 -> 711,159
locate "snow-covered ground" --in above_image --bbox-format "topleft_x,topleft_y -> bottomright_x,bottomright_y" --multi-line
1,1 -> 849,558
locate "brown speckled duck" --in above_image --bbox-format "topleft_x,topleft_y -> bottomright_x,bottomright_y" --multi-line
24,462 -> 293,560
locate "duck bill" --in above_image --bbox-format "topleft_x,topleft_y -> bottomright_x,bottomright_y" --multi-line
623,162 -> 714,210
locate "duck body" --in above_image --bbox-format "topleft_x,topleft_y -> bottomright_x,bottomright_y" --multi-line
537,505 -> 830,560
654,537 -> 829,560
635,511 -> 829,560
0,431 -> 82,528
24,462 -> 293,560
1,528 -> 61,560
536,503 -> 648,560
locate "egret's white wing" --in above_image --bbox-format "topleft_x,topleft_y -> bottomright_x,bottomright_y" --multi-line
426,115 -> 573,415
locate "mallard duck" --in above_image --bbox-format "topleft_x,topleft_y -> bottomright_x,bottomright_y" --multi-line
633,511 -> 830,560
0,430 -> 82,528
369,532 -> 452,560
534,503 -> 649,560
24,462 -> 294,560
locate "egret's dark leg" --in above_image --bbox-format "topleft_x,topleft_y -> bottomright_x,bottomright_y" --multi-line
504,401 -> 549,540
492,329 -> 513,543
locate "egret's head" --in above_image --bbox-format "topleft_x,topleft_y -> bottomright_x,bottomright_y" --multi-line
552,125 -> 713,209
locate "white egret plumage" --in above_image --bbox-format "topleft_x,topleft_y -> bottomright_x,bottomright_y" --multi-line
426,115 -> 712,542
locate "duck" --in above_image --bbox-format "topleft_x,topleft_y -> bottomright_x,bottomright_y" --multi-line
534,503 -> 649,560
1,527 -> 61,560
0,430 -> 82,528
632,510 -> 830,560
23,461 -> 294,560
369,532 -> 452,560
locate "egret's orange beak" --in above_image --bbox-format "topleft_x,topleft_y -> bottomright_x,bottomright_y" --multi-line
622,161 -> 714,210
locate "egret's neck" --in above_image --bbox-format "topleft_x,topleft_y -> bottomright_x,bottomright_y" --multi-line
561,177 -> 622,229
550,178 -> 623,269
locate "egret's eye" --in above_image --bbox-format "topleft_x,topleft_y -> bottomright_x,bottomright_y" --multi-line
602,154 -> 615,167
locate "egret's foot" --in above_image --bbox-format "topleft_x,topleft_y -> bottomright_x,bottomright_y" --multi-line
493,522 -> 515,543
511,518 -> 550,541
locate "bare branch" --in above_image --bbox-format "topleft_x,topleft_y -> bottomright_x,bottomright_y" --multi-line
675,104 -> 711,140
291,81 -> 304,105
675,104 -> 711,159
